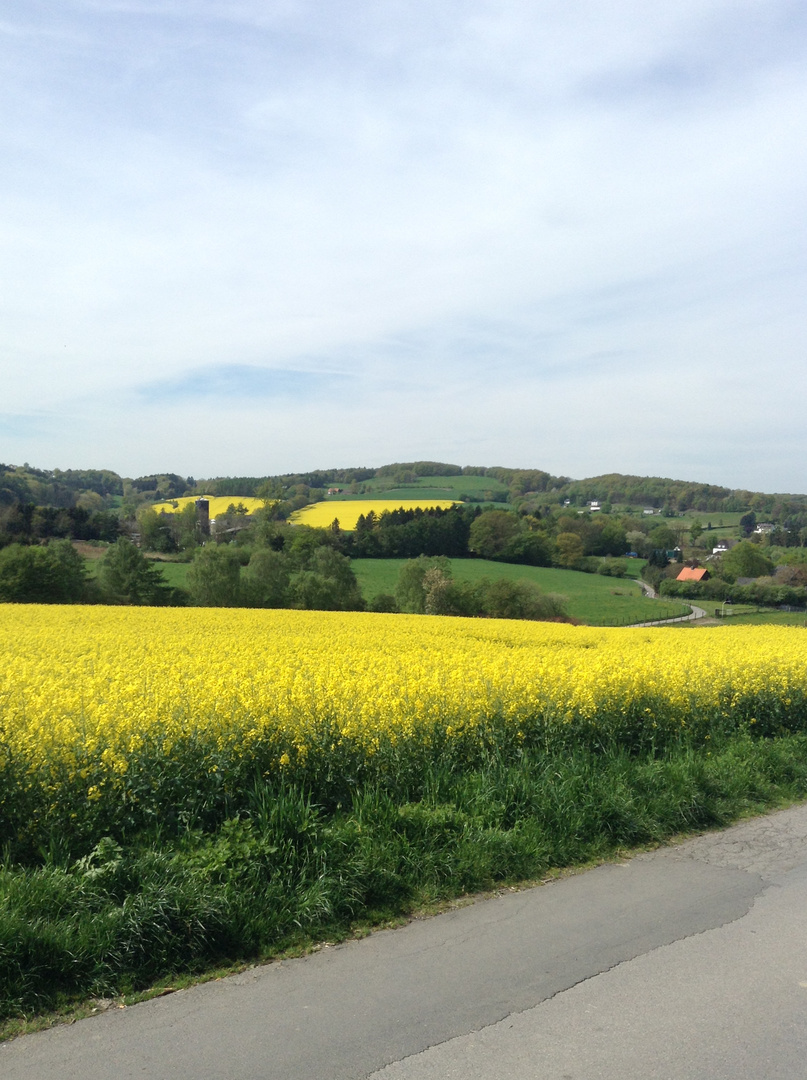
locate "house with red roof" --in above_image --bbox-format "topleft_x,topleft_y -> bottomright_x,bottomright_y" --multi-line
676,566 -> 710,582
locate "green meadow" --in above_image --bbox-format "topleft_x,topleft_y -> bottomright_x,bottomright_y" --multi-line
328,473 -> 509,504
131,553 -> 688,625
706,610 -> 807,627
352,558 -> 690,625
148,560 -> 191,589
137,557 -> 803,628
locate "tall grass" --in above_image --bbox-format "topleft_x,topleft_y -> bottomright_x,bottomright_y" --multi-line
4,729 -> 807,1025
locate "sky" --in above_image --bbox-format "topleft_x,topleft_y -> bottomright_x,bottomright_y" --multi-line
1,1 -> 806,492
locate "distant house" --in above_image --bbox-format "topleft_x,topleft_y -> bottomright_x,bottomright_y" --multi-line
588,500 -> 601,512
712,539 -> 735,554
327,487 -> 343,496
753,523 -> 775,534
676,566 -> 710,582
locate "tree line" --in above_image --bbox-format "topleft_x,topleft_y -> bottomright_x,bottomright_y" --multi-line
0,502 -> 121,547
0,530 -> 571,623
337,505 -> 634,570
0,466 -> 123,508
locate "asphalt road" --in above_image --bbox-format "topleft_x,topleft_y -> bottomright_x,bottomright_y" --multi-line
4,805 -> 807,1080
634,579 -> 707,625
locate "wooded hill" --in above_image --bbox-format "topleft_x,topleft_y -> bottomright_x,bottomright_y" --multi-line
2,459 -> 806,521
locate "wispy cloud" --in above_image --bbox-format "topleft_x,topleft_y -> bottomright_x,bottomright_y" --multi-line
138,364 -> 351,403
0,412 -> 52,438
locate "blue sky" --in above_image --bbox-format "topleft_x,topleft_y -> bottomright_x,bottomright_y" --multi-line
2,1 -> 806,491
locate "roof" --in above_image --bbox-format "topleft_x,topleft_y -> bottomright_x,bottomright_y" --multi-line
676,567 -> 710,582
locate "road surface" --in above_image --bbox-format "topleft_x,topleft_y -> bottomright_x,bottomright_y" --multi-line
633,579 -> 706,625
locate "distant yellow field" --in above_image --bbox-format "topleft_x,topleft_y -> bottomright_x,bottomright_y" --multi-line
151,495 -> 266,517
290,499 -> 457,530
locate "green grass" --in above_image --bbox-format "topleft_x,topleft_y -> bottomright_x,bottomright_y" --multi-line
352,558 -> 690,625
710,610 -> 807,627
82,556 -> 191,589
86,552 -> 685,625
148,560 -> 191,588
622,510 -> 748,529
680,513 -> 747,545
662,608 -> 807,628
83,559 -> 102,580
678,511 -> 747,527
329,474 -> 509,503
703,603 -> 765,617
615,556 -> 646,579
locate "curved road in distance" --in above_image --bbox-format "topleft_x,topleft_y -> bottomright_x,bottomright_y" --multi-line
634,578 -> 707,626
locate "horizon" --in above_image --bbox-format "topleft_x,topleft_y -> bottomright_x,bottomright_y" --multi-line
4,456 -> 806,499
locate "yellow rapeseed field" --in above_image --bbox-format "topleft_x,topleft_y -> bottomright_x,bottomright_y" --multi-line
3,606 -> 807,831
290,499 -> 457,530
151,495 -> 267,517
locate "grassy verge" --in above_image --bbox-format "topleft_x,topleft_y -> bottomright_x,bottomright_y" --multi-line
4,728 -> 807,1034
709,610 -> 807,626
663,608 -> 807,628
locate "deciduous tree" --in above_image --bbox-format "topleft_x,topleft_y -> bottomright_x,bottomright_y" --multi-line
719,541 -> 775,582
395,556 -> 451,613
242,548 -> 290,607
187,545 -> 242,607
469,510 -> 520,559
0,540 -> 88,603
555,532 -> 584,569
101,538 -> 173,605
